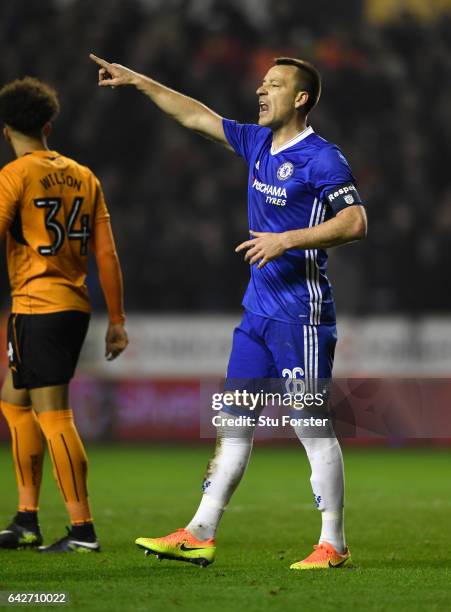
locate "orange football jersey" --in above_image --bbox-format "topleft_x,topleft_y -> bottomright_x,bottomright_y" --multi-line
0,150 -> 110,314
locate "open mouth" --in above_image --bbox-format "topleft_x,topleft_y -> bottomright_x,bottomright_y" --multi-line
259,101 -> 269,114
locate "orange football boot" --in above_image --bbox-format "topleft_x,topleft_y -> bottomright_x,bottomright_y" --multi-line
290,541 -> 351,570
135,528 -> 216,567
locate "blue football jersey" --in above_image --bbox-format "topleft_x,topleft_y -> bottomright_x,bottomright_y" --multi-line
223,119 -> 363,325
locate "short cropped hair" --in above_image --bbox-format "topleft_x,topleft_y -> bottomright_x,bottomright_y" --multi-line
275,57 -> 322,115
0,77 -> 59,136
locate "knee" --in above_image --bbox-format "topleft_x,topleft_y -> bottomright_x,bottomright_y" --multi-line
215,410 -> 255,442
297,435 -> 341,460
1,400 -> 33,426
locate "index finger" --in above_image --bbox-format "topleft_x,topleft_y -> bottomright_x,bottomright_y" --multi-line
235,239 -> 255,253
89,53 -> 112,69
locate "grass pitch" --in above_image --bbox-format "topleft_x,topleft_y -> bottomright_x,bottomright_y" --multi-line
0,444 -> 450,611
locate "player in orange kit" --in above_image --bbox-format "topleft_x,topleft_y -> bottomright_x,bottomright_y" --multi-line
0,77 -> 128,552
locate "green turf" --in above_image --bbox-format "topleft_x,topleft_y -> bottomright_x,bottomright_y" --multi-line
0,444 -> 450,612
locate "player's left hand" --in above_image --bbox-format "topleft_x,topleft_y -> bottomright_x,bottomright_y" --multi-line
235,230 -> 287,269
105,323 -> 129,361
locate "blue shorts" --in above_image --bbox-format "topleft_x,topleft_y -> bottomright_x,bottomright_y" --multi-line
226,310 -> 337,383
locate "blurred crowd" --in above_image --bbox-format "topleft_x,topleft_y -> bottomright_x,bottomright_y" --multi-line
1,0 -> 451,315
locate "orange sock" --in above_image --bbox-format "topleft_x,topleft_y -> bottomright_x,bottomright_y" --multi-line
38,409 -> 93,525
1,401 -> 44,512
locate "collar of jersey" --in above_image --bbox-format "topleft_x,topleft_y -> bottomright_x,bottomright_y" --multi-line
270,125 -> 314,156
24,149 -> 59,158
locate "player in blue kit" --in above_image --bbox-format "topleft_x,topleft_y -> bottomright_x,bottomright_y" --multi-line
90,53 -> 367,569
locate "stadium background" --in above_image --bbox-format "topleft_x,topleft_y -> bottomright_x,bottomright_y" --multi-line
1,0 -> 451,444
1,2 -> 451,610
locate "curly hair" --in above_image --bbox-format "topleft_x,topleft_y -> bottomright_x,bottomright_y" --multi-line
0,76 -> 59,136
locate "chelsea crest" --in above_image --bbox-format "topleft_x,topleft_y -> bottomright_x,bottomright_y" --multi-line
277,161 -> 294,181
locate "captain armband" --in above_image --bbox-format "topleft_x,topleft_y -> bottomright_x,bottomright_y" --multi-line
324,182 -> 364,215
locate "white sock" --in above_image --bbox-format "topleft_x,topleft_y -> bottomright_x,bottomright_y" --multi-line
294,434 -> 346,553
186,495 -> 225,541
320,509 -> 345,553
187,413 -> 254,540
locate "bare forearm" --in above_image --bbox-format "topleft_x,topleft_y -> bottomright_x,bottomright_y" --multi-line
131,73 -> 217,131
97,252 -> 125,324
94,221 -> 125,325
236,202 -> 367,269
281,220 -> 352,250
282,208 -> 367,250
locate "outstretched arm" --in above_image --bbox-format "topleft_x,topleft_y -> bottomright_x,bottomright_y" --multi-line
89,54 -> 230,148
236,205 -> 368,269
